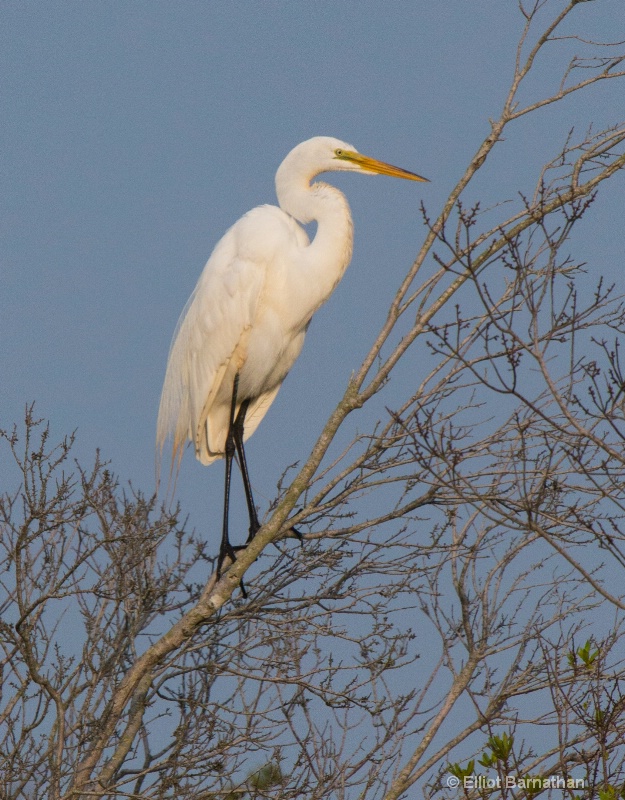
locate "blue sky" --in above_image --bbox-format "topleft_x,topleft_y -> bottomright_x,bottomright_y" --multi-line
2,1 -> 624,541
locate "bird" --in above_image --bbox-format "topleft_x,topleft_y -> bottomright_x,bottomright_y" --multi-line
157,135 -> 428,575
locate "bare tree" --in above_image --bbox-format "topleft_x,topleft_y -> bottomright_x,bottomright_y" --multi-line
2,2 -> 625,798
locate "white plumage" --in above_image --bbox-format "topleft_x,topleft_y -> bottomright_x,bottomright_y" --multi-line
157,136 -> 427,473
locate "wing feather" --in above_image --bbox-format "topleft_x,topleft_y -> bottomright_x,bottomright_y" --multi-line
157,204 -> 308,479
157,214 -> 267,472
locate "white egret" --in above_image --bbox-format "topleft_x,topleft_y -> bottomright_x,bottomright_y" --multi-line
157,136 -> 428,573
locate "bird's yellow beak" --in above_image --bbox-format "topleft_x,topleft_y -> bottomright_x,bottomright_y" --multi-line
336,149 -> 429,182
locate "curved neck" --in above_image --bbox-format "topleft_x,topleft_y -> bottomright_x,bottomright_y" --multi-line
275,167 -> 354,311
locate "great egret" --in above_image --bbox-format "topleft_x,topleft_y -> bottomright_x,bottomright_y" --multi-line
157,136 -> 427,573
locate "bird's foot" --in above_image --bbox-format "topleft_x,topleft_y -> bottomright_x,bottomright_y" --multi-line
286,525 -> 304,546
245,520 -> 261,544
216,542 -> 248,598
216,521 -> 304,598
246,521 -> 304,546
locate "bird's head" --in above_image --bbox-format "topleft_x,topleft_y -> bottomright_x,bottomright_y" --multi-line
282,136 -> 429,183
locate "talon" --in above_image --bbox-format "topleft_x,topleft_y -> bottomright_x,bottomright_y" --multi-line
289,526 -> 304,545
216,546 -> 248,598
246,521 -> 261,544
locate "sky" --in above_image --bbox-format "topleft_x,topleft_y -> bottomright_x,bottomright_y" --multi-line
2,0 -> 624,544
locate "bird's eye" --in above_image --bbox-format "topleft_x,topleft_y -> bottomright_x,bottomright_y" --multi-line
335,149 -> 343,157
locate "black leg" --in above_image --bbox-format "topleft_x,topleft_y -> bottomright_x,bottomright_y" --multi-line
217,374 -> 240,577
217,375 -> 304,590
234,401 -> 303,546
232,399 -> 261,542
